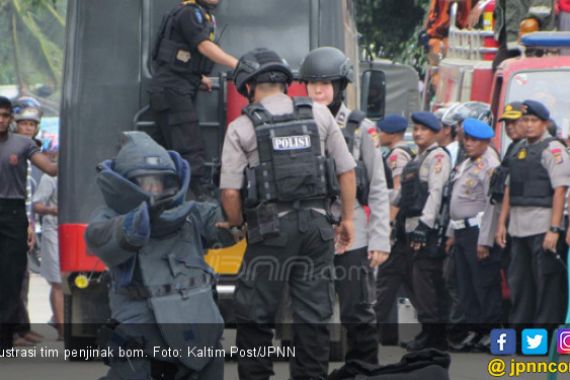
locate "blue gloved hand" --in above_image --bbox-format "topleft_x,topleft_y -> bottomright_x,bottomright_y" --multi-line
122,202 -> 150,248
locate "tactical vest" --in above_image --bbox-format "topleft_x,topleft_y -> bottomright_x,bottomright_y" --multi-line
241,97 -> 339,208
399,147 -> 439,218
342,111 -> 371,204
509,137 -> 555,208
488,140 -> 521,204
152,1 -> 215,76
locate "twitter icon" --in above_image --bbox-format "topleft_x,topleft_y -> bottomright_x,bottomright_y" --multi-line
522,329 -> 548,355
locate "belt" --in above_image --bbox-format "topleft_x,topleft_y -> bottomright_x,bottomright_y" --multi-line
449,213 -> 482,230
115,273 -> 214,300
275,199 -> 328,214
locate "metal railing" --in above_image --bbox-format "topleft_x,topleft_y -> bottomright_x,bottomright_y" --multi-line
447,1 -> 498,60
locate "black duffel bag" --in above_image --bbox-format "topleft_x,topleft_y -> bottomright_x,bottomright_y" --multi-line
328,349 -> 451,380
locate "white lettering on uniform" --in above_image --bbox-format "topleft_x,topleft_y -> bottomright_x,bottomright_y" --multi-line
272,135 -> 311,151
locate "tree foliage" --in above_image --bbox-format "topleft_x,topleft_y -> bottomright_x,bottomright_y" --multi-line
355,0 -> 430,74
0,0 -> 66,111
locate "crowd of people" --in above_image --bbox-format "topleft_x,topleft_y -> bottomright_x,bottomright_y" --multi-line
0,96 -> 60,350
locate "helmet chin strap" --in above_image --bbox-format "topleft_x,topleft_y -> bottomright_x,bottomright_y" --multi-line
327,80 -> 344,117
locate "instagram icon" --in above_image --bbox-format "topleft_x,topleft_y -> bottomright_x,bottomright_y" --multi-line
558,329 -> 570,354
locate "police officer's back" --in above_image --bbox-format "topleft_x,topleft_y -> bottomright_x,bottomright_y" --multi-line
220,48 -> 356,380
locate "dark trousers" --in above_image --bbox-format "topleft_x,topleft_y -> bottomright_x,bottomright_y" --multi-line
453,227 -> 502,327
149,86 -> 206,182
375,239 -> 415,324
443,247 -> 466,338
0,199 -> 28,349
334,247 -> 378,364
234,210 -> 335,380
509,234 -> 566,325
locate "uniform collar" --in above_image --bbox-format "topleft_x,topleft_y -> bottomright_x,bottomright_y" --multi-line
259,92 -> 289,107
334,103 -> 350,128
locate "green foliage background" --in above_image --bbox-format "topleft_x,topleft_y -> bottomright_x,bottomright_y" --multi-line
0,0 -> 66,111
355,0 -> 430,76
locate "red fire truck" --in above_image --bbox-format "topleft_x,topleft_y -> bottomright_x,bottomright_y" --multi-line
425,1 -> 570,153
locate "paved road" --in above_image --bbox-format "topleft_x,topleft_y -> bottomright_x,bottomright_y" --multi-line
2,274 -> 569,379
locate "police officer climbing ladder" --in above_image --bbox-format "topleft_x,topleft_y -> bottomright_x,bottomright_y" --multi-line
149,0 -> 237,199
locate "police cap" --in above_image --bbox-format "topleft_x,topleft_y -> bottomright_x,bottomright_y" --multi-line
411,111 -> 441,132
463,118 -> 495,140
377,114 -> 407,133
523,99 -> 550,121
499,101 -> 524,121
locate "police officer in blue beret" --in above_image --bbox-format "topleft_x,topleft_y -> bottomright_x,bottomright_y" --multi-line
445,119 -> 502,351
399,111 -> 452,351
376,114 -> 418,340
496,99 -> 570,325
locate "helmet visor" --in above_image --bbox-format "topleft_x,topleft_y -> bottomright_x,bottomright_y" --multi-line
132,173 -> 179,196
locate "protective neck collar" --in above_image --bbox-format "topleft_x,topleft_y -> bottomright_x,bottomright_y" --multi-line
327,80 -> 344,117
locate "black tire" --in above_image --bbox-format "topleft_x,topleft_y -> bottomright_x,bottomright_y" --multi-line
63,293 -> 102,361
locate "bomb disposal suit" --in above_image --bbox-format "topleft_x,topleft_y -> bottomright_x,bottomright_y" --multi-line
85,132 -> 235,380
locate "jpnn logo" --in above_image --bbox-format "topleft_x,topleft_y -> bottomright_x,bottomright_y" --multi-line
522,329 -> 548,355
491,329 -> 516,355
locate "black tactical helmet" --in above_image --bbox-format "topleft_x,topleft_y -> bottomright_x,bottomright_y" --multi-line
234,48 -> 293,98
299,47 -> 354,89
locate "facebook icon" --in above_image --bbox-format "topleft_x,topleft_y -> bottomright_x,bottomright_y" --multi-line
491,329 -> 516,355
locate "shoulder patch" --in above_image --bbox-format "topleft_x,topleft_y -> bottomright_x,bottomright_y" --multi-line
551,148 -> 564,164
389,154 -> 398,162
194,7 -> 204,24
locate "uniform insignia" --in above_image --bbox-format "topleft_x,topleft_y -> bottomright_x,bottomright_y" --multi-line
466,178 -> 476,188
9,154 -> 18,166
434,160 -> 443,174
517,148 -> 527,160
367,127 -> 380,147
194,8 -> 204,24
552,148 -> 563,164
176,50 -> 191,63
434,153 -> 445,160
389,155 -> 398,169
272,135 -> 311,151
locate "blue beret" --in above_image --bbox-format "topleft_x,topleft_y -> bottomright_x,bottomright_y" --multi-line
377,114 -> 407,133
463,118 -> 495,140
523,100 -> 550,121
411,111 -> 441,132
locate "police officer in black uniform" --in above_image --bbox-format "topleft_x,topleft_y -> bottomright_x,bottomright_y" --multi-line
150,0 -> 237,198
496,100 -> 570,325
399,112 -> 451,351
220,48 -> 356,380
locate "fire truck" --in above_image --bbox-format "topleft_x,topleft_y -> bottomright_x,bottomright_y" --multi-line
58,0 -> 420,357
425,0 -> 570,152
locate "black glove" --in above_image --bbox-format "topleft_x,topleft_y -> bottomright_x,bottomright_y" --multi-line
418,30 -> 430,52
410,221 -> 430,246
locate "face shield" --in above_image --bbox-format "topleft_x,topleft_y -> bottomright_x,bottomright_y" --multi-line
132,173 -> 179,199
